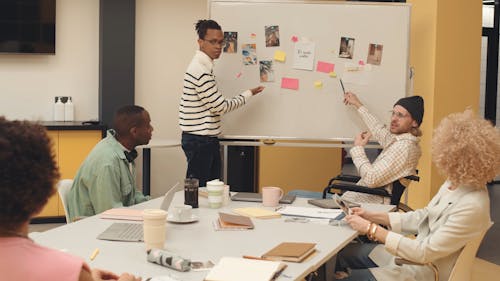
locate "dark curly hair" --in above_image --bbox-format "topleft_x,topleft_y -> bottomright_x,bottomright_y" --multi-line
0,117 -> 60,229
195,19 -> 221,39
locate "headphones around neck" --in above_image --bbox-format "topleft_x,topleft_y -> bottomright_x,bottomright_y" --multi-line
124,149 -> 138,163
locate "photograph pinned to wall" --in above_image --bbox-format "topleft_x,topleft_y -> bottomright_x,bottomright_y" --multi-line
367,43 -> 383,65
339,37 -> 355,59
265,25 -> 280,47
223,32 -> 238,53
242,44 -> 257,65
293,41 -> 315,71
259,60 -> 275,82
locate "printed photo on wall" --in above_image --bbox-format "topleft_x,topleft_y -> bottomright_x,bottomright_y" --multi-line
223,32 -> 238,53
265,25 -> 280,47
367,43 -> 383,65
242,44 -> 258,65
259,60 -> 275,82
339,37 -> 355,59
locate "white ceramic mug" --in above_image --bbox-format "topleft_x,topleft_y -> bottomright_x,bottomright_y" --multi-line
207,179 -> 224,208
142,209 -> 167,250
172,204 -> 192,221
262,186 -> 284,207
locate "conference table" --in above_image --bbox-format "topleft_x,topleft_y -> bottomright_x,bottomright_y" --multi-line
33,192 -> 393,281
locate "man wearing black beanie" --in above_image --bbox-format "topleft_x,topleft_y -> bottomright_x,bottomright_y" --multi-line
340,92 -> 424,204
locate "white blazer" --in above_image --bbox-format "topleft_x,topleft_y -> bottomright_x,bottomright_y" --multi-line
368,180 -> 491,281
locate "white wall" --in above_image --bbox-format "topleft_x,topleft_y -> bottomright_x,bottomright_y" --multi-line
0,0 -> 99,121
135,0 -> 208,197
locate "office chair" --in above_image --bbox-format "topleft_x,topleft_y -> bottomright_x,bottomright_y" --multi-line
394,222 -> 493,281
322,173 -> 419,212
57,179 -> 73,223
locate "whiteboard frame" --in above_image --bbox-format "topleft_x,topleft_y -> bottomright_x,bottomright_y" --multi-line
209,0 -> 412,142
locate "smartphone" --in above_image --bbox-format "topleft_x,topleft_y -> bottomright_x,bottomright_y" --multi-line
334,194 -> 350,216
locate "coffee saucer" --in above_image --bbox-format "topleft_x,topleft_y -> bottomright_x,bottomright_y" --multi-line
167,214 -> 199,224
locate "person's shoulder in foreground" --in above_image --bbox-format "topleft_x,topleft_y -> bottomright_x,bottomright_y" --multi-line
0,116 -> 141,281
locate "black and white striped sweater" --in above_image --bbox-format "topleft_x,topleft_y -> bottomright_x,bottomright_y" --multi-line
179,50 -> 252,136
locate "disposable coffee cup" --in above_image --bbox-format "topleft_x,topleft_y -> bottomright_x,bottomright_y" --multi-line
143,209 -> 167,250
207,179 -> 224,209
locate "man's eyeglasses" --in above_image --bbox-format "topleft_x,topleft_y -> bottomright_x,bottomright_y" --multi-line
389,110 -> 409,119
204,39 -> 226,46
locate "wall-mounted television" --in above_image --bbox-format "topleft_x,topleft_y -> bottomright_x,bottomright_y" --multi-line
0,0 -> 56,54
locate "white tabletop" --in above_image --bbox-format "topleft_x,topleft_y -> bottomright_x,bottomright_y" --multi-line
33,193 -> 393,281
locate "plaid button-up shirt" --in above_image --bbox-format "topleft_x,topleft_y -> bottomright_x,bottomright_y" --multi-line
342,106 -> 421,204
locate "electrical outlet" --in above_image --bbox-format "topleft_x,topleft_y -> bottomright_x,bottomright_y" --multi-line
54,96 -> 71,103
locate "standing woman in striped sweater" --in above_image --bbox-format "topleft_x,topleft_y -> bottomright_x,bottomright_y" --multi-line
179,19 -> 265,187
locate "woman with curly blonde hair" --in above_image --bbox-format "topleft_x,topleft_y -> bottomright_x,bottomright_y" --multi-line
334,110 -> 500,281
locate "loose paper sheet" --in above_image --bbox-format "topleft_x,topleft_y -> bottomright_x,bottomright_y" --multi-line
293,42 -> 315,70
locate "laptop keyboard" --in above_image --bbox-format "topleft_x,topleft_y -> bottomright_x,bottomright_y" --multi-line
97,222 -> 144,242
118,223 -> 143,240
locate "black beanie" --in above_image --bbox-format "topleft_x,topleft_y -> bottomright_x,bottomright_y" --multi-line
394,96 -> 424,126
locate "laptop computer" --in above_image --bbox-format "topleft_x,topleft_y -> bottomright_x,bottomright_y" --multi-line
231,192 -> 296,204
97,182 -> 182,242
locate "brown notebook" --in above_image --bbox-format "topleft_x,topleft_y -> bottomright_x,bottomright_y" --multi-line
218,212 -> 254,229
262,242 -> 316,263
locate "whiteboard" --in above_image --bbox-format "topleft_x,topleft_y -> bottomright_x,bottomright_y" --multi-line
210,0 -> 411,140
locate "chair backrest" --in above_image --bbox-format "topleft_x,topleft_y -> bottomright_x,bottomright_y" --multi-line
447,222 -> 493,281
57,179 -> 73,223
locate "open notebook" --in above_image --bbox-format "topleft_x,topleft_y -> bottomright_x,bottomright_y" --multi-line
97,182 -> 182,242
204,257 -> 286,281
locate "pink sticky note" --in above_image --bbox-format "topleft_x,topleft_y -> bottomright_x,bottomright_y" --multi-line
358,60 -> 365,66
236,72 -> 242,78
316,61 -> 335,73
281,77 -> 299,90
291,36 -> 299,42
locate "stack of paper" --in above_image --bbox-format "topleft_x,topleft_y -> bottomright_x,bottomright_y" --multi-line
213,212 -> 254,231
277,206 -> 342,219
262,242 -> 316,263
232,207 -> 281,219
204,257 -> 286,281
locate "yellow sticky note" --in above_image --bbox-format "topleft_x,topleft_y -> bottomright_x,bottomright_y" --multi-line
329,72 -> 337,78
274,50 -> 286,62
314,80 -> 323,89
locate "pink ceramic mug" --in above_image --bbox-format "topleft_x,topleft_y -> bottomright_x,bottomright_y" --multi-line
262,186 -> 284,207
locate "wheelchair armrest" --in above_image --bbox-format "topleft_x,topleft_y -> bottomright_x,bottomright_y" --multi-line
404,175 -> 420,182
328,174 -> 361,186
326,182 -> 390,197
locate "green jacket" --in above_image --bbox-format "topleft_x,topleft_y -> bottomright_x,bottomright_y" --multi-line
67,129 -> 149,221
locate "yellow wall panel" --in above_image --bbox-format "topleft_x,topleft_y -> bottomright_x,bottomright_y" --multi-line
36,131 -> 59,217
259,145 -> 342,194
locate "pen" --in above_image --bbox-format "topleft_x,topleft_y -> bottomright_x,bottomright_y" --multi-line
90,248 -> 100,261
242,255 -> 272,261
339,78 -> 346,95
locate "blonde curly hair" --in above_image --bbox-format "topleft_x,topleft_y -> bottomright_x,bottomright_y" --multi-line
432,110 -> 500,188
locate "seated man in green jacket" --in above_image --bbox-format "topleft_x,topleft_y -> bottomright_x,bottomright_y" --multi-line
67,105 -> 153,221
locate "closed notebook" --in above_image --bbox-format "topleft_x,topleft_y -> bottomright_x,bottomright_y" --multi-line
100,208 -> 144,221
232,207 -> 281,219
262,242 -> 316,263
218,212 -> 254,229
204,257 -> 287,281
